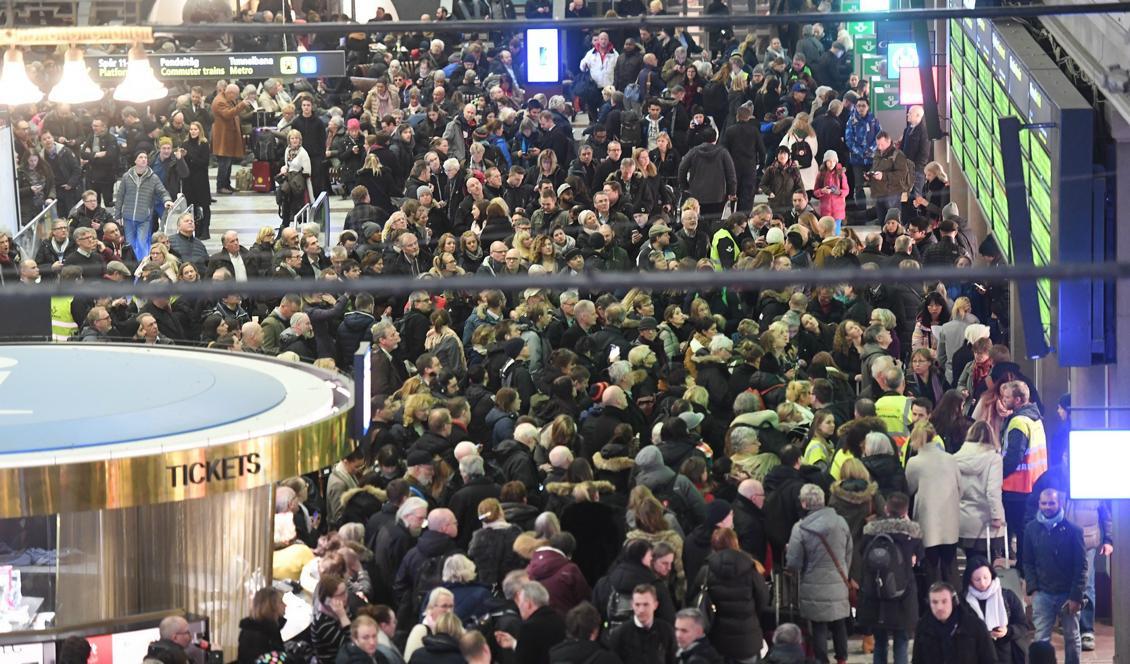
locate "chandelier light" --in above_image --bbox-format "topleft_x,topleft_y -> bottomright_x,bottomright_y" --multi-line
114,43 -> 167,103
0,49 -> 43,107
49,46 -> 103,105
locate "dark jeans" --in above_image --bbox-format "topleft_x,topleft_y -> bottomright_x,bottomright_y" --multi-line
91,180 -> 114,208
811,619 -> 848,664
736,169 -> 758,213
216,156 -> 235,190
1002,491 -> 1028,564
700,200 -> 727,218
874,195 -> 901,224
849,165 -> 870,208
924,543 -> 959,588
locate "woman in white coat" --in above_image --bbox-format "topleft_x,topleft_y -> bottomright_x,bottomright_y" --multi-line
954,421 -> 1006,561
905,421 -> 962,589
779,113 -> 820,193
279,128 -> 314,226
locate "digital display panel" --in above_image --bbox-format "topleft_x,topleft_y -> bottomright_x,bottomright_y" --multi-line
1070,431 -> 1130,499
526,29 -> 561,83
948,18 -> 1057,343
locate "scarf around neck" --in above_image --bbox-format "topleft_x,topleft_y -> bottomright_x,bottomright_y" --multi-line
966,578 -> 1008,630
1036,509 -> 1065,531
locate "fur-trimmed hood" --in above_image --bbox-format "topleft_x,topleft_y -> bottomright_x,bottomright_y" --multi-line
513,532 -> 547,560
830,479 -> 878,506
593,452 -> 635,472
863,516 -> 923,539
691,353 -> 730,366
339,485 -> 387,507
544,479 -> 616,496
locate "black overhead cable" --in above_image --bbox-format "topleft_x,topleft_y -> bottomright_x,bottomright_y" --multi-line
145,2 -> 1130,37
0,260 -> 1124,301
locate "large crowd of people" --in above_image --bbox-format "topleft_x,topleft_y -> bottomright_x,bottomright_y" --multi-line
0,4 -> 1109,664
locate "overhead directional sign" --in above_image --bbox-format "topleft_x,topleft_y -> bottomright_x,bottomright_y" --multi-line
86,51 -> 346,81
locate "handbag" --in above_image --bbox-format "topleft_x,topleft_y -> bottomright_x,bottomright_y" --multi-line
691,567 -> 716,628
809,528 -> 856,607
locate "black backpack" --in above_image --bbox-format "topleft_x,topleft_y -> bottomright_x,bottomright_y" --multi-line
411,553 -> 452,619
790,138 -> 813,169
620,109 -> 643,149
862,532 -> 910,600
605,587 -> 635,631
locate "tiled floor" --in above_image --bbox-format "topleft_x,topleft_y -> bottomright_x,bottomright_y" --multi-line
830,621 -> 1114,663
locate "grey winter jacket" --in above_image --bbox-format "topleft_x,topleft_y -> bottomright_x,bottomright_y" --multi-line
676,142 -> 736,205
634,446 -> 708,526
785,506 -> 853,622
116,167 -> 171,223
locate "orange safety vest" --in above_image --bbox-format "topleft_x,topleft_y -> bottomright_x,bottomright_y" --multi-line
1001,414 -> 1048,494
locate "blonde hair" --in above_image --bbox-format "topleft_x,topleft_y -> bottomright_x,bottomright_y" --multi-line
189,120 -> 208,143
951,296 -> 971,319
839,457 -> 871,482
478,497 -> 504,523
786,380 -> 812,404
286,128 -> 303,142
682,386 -> 709,409
924,160 -> 948,182
256,226 -> 275,244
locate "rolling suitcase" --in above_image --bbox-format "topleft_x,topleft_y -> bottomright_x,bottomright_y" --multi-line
252,160 -> 273,193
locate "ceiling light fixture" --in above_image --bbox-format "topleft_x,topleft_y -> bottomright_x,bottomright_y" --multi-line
113,43 -> 167,103
0,48 -> 43,107
49,45 -> 103,105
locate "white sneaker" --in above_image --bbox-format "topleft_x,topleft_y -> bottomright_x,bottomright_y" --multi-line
1082,632 -> 1096,652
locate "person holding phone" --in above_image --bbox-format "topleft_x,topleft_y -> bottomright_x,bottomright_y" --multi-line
812,150 -> 849,231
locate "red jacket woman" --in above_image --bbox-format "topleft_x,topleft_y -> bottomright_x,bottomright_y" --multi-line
812,151 -> 850,222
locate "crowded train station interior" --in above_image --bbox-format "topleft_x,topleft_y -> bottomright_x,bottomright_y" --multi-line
0,0 -> 1129,662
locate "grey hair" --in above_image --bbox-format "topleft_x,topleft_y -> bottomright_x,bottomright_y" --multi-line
73,226 -> 96,241
372,320 -> 397,341
798,483 -> 825,510
396,496 -> 429,524
774,622 -> 804,646
676,608 -> 707,629
442,553 -> 477,583
534,512 -> 560,539
729,426 -> 760,453
300,221 -> 322,237
502,569 -> 529,599
459,455 -> 485,478
519,581 -> 550,607
608,360 -> 632,384
573,300 -> 595,318
426,586 -> 454,609
733,391 -> 762,415
274,485 -> 296,513
339,522 -> 364,544
863,432 -> 895,456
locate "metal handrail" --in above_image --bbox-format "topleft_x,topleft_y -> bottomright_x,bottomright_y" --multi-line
162,194 -> 190,235
12,200 -> 57,261
309,191 -> 330,245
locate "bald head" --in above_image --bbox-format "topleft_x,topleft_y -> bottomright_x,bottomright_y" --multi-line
225,83 -> 240,100
739,479 -> 766,507
427,508 -> 458,538
549,445 -> 574,469
454,441 -> 479,461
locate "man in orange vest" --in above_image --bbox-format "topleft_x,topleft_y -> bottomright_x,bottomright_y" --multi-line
999,380 -> 1048,564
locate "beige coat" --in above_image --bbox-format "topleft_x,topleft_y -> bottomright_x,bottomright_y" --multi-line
210,95 -> 246,158
953,442 -> 1005,540
905,443 -> 962,547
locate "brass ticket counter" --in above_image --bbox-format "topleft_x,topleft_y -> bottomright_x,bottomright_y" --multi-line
0,344 -> 354,656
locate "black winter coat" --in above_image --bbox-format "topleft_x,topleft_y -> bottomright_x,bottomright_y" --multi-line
561,499 -> 625,586
409,633 -> 464,664
697,549 -> 770,661
732,494 -> 769,563
495,439 -> 541,497
237,617 -> 285,664
593,559 -> 677,626
549,638 -> 623,664
448,476 -> 501,549
855,517 -> 924,632
911,605 -> 997,664
580,406 -> 630,460
862,453 -> 909,499
468,522 -> 525,588
607,618 -> 677,664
